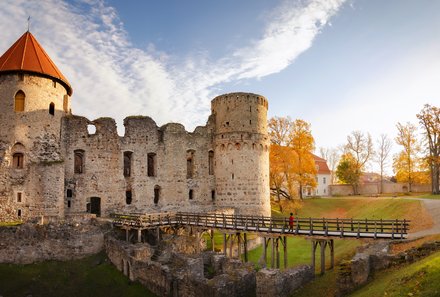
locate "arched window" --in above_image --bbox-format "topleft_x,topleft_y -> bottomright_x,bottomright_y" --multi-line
147,153 -> 156,177
14,91 -> 25,112
124,152 -> 132,177
208,151 -> 214,175
49,102 -> 55,115
12,153 -> 24,169
154,186 -> 160,205
74,150 -> 84,174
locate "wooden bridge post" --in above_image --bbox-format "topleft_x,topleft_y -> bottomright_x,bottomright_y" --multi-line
283,236 -> 287,269
237,233 -> 242,259
320,241 -> 326,275
223,233 -> 227,256
276,237 -> 280,269
125,228 -> 129,242
330,239 -> 334,269
243,233 -> 248,262
229,234 -> 234,258
262,237 -> 267,267
271,237 -> 275,268
311,240 -> 316,272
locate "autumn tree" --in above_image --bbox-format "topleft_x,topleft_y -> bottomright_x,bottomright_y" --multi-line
268,117 -> 317,199
336,153 -> 361,193
290,119 -> 317,199
268,116 -> 294,145
269,145 -> 297,201
393,122 -> 421,192
375,134 -> 392,194
319,147 -> 340,184
343,131 -> 374,193
417,104 -> 440,194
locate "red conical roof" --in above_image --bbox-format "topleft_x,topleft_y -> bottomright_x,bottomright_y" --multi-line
0,31 -> 72,95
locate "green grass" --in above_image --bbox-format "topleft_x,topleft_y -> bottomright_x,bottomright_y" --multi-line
413,193 -> 440,200
0,252 -> 156,297
350,251 -> 440,297
0,221 -> 22,226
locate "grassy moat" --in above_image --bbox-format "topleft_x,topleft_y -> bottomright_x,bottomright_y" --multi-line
0,252 -> 156,297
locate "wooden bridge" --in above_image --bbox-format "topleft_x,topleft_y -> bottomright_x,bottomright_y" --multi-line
111,212 -> 410,274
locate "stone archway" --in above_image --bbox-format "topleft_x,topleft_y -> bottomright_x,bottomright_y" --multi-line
90,197 -> 101,217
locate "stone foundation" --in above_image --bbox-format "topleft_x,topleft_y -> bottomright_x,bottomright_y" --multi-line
0,219 -> 105,264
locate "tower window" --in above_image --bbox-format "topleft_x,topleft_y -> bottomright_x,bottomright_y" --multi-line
187,150 -> 194,179
124,152 -> 132,177
14,91 -> 25,112
74,150 -> 84,174
67,189 -> 73,198
126,191 -> 132,205
154,186 -> 160,205
147,153 -> 156,177
211,190 -> 215,201
17,209 -> 22,217
12,153 -> 24,169
189,189 -> 194,200
67,200 -> 71,208
208,151 -> 214,175
49,102 -> 55,115
17,192 -> 22,203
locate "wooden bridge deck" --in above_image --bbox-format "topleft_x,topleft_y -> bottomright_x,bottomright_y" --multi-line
111,212 -> 409,239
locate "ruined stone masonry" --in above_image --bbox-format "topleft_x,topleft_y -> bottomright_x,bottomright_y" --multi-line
0,31 -> 271,222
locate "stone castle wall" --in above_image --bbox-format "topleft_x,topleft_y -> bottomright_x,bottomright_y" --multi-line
0,73 -> 70,220
0,65 -> 270,221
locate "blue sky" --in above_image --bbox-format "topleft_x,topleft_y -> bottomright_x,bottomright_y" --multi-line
1,0 -> 439,173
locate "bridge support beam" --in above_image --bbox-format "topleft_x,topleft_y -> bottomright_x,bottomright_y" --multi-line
261,236 -> 288,269
311,238 -> 334,275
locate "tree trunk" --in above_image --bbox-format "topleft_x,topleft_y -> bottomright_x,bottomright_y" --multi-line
432,164 -> 440,194
299,184 -> 303,200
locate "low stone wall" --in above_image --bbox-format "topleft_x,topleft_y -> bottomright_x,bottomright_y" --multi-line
329,183 -> 431,196
336,240 -> 440,296
256,265 -> 314,296
0,219 -> 105,264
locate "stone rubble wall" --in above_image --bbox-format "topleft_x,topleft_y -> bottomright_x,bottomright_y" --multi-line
0,219 -> 104,264
336,240 -> 440,296
255,265 -> 314,297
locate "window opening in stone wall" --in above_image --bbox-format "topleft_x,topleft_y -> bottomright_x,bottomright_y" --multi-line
14,90 -> 25,112
17,192 -> 22,203
87,124 -> 96,135
63,95 -> 69,112
211,190 -> 215,201
154,186 -> 160,205
49,102 -> 55,115
17,209 -> 22,217
124,152 -> 132,177
147,153 -> 156,177
126,191 -> 132,205
232,173 -> 234,180
208,151 -> 214,175
67,200 -> 71,208
53,80 -> 57,88
13,153 -> 24,169
187,150 -> 194,179
189,189 -> 194,200
67,189 -> 73,198
74,150 -> 84,174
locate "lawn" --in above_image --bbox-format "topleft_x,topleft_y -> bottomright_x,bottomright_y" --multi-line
350,250 -> 440,297
0,252 -> 156,297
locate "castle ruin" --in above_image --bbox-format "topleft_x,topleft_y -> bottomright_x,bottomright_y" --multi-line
0,31 -> 271,221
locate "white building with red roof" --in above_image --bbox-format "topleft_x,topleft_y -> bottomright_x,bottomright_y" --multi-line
303,154 -> 332,197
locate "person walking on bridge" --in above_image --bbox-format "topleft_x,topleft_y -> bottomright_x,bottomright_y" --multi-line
289,213 -> 294,232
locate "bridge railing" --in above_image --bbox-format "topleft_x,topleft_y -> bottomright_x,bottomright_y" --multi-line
111,212 -> 410,239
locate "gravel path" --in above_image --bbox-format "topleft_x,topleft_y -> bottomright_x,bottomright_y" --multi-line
408,198 -> 440,239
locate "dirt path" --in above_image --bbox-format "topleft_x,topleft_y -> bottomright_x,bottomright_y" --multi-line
408,198 -> 440,239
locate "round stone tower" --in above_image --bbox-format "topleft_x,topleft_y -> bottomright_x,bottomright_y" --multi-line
0,31 -> 73,220
211,92 -> 270,216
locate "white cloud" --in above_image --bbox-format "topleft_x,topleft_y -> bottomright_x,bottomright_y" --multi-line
0,0 -> 346,134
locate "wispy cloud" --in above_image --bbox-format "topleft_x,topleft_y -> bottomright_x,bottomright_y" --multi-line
0,0 -> 346,133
